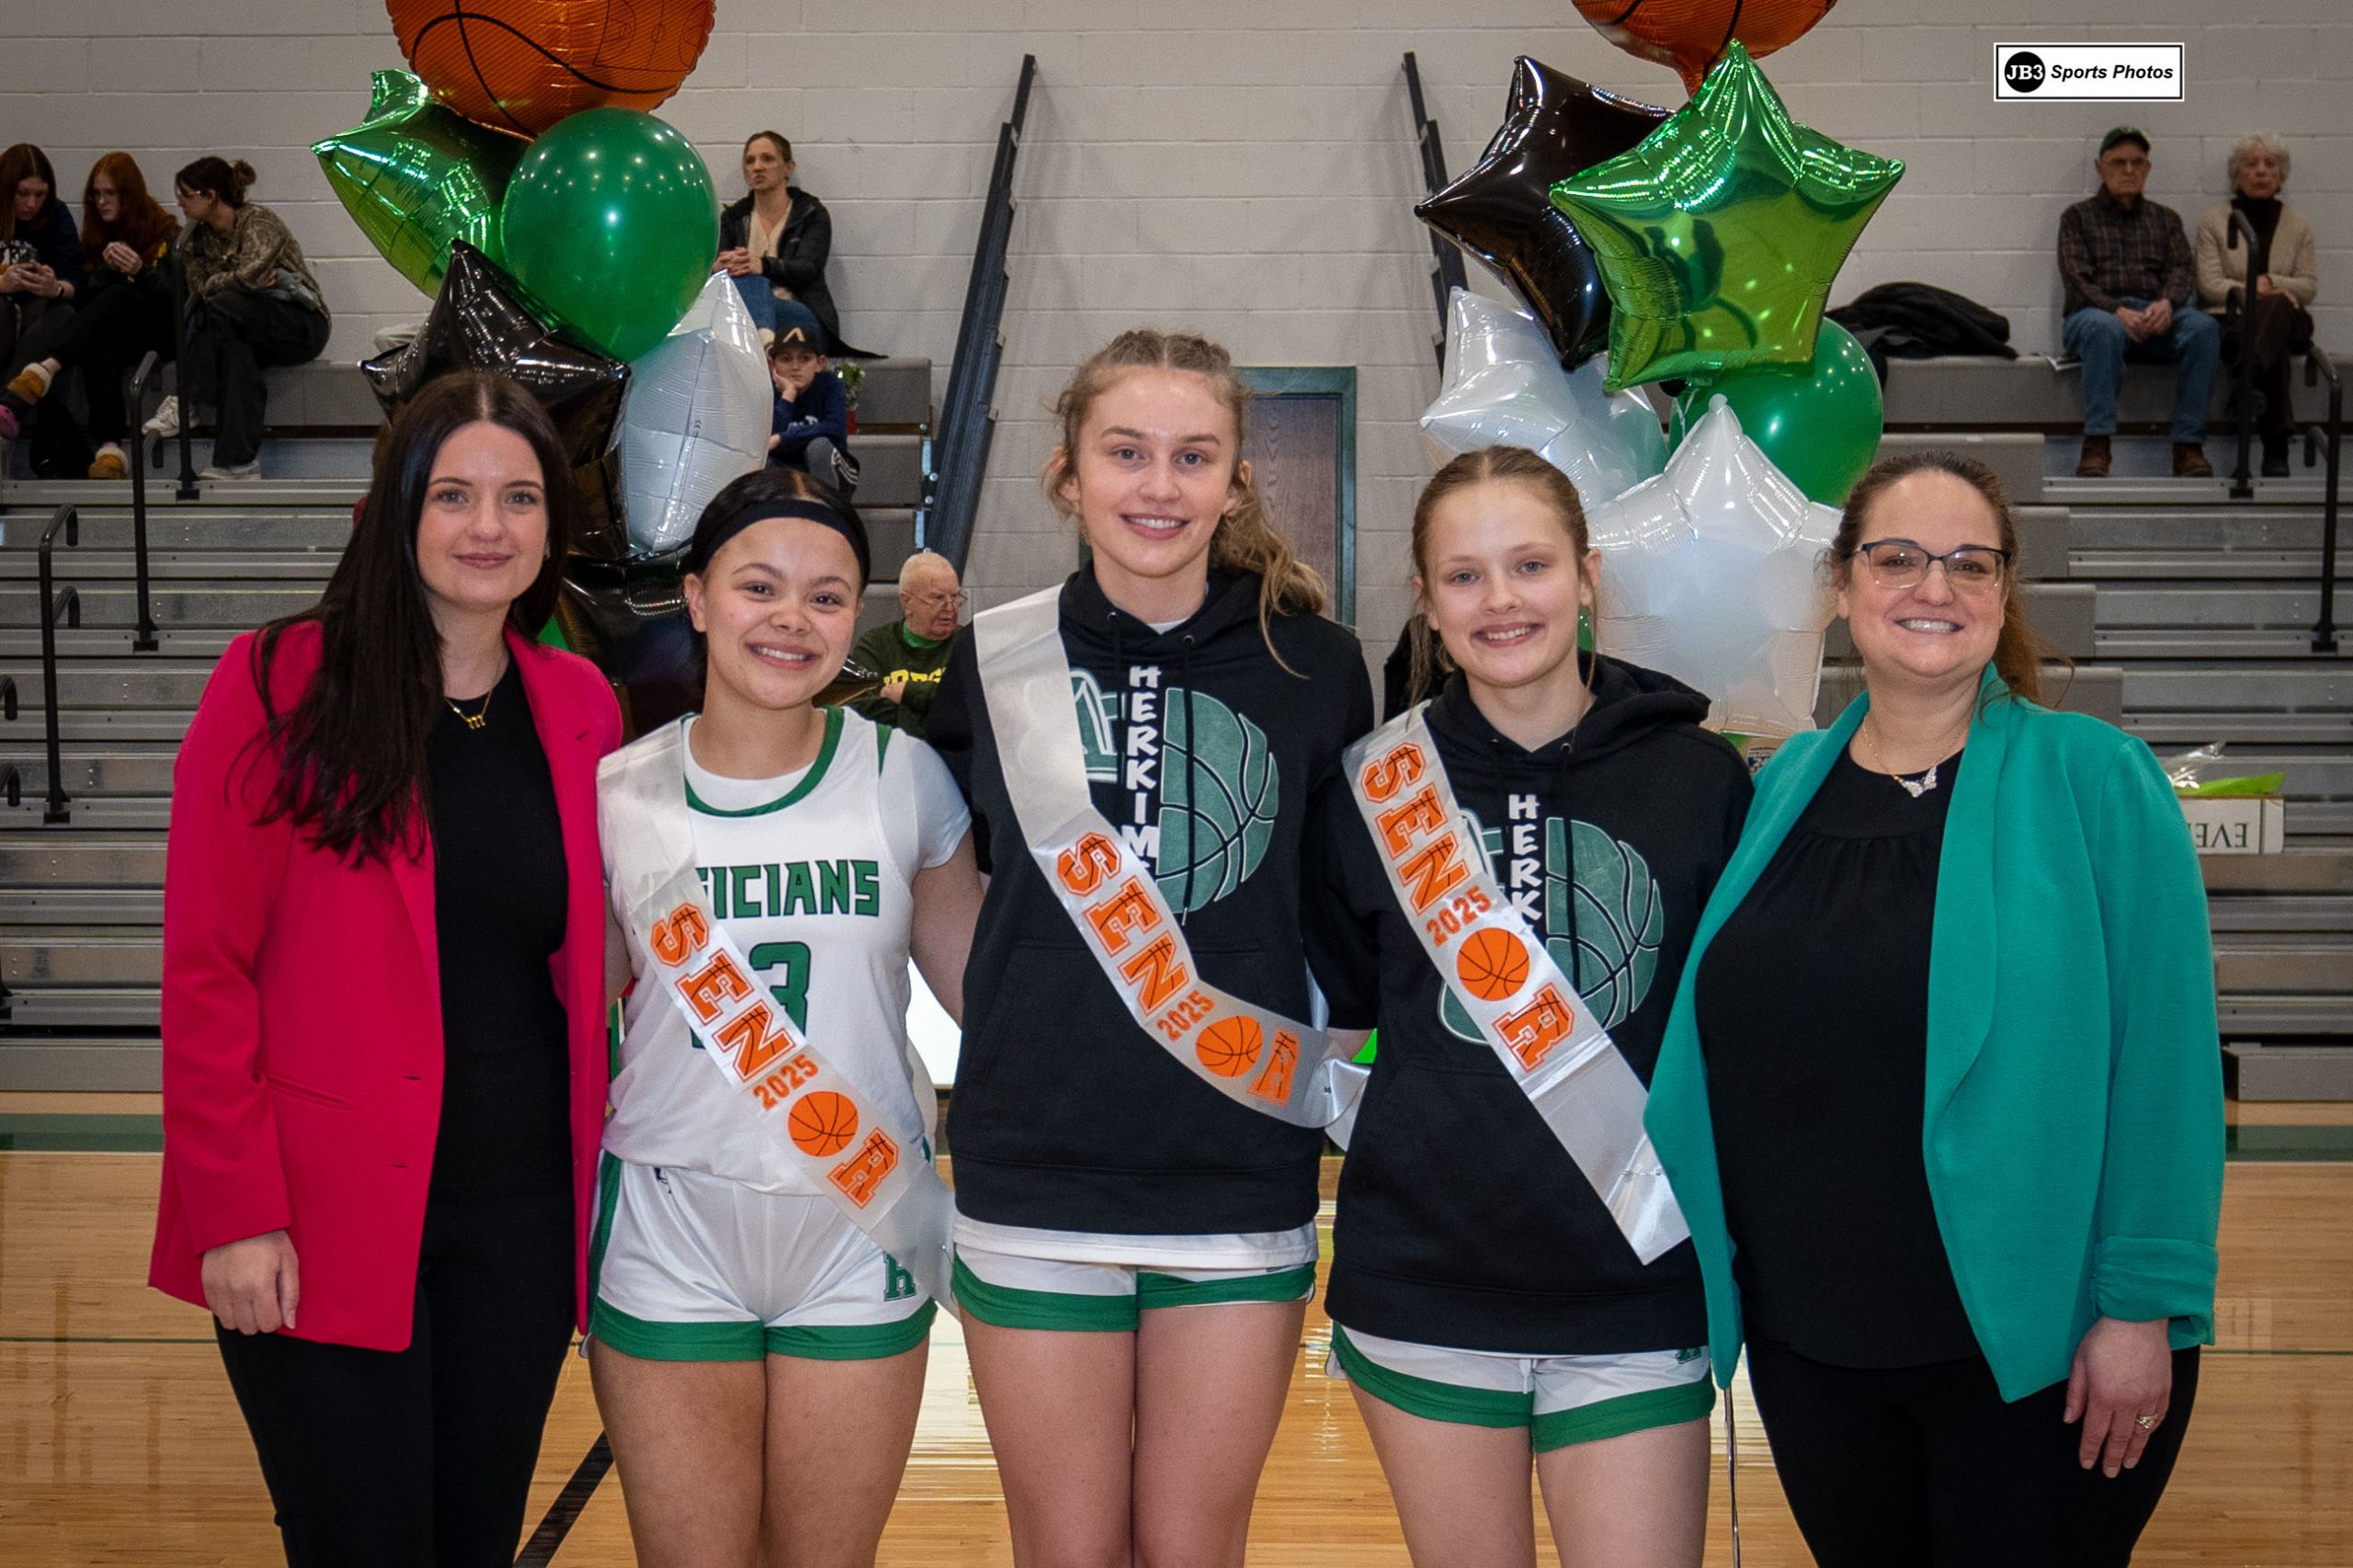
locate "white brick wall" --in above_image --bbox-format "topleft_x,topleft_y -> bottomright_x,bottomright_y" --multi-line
6,0 -> 2347,639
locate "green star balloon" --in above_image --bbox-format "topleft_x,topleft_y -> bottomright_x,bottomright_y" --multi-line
1550,43 -> 1904,392
313,70 -> 520,299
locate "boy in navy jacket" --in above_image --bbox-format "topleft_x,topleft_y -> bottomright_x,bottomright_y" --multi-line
766,301 -> 858,498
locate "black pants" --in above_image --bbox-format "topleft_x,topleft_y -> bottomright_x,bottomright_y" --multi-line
1745,1339 -> 2199,1568
0,292 -> 76,380
213,1187 -> 575,1568
2226,291 -> 2315,444
55,283 -> 177,448
181,290 -> 328,465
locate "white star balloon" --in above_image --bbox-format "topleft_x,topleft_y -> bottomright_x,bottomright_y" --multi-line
1587,396 -> 1839,737
617,273 -> 772,557
1421,288 -> 1667,508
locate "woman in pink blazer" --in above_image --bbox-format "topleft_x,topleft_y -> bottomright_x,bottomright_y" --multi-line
151,369 -> 622,1567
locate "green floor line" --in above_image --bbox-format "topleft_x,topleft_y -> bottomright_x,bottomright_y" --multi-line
4,1117 -> 2352,1162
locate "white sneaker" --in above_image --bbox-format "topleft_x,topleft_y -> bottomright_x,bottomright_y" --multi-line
199,461 -> 262,482
142,395 -> 180,438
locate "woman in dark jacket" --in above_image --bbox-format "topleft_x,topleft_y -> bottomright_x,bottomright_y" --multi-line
0,153 -> 179,476
715,130 -> 861,355
0,142 -> 85,460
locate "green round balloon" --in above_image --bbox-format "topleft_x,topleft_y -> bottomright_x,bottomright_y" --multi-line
1671,321 -> 1884,505
500,108 -> 718,363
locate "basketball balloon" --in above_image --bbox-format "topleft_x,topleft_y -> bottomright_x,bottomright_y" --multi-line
789,1089 -> 859,1158
1195,1017 -> 1264,1079
387,0 -> 717,139
1454,928 -> 1531,1003
1572,0 -> 1838,95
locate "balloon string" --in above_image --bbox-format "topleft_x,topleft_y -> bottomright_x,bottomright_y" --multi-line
1725,1379 -> 1744,1568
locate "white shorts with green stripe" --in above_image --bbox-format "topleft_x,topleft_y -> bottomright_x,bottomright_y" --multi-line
950,1215 -> 1318,1333
1327,1324 -> 1715,1451
588,1156 -> 935,1363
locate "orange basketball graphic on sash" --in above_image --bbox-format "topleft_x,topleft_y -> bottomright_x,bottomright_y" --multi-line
1455,928 -> 1530,1003
387,0 -> 718,138
789,1089 -> 859,1157
1571,0 -> 1838,94
1196,1017 -> 1264,1078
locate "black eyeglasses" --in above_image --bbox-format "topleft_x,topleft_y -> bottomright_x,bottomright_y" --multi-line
1851,540 -> 2012,591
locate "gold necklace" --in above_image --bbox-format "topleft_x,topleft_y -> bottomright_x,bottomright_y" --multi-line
443,653 -> 506,733
1859,713 -> 1968,799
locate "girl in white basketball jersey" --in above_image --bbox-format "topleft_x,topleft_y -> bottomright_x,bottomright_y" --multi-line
589,469 -> 982,1568
926,330 -> 1375,1564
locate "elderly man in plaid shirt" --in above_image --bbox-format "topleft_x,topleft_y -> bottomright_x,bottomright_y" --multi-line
2059,127 -> 2220,479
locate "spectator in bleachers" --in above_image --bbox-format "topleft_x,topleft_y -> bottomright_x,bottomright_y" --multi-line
765,301 -> 858,498
164,156 -> 330,482
0,143 -> 86,463
0,153 -> 179,479
716,131 -> 854,354
2058,128 -> 2219,481
2197,133 -> 2319,479
848,551 -> 965,739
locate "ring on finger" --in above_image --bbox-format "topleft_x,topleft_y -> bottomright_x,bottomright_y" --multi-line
2133,1413 -> 2159,1431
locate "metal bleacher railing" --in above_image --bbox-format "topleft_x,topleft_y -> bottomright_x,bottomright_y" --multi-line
2222,208 -> 2342,651
127,351 -> 163,652
920,52 -> 1036,574
35,505 -> 80,824
1401,51 -> 1468,366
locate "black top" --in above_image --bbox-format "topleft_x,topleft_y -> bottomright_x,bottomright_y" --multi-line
1695,744 -> 1981,1369
926,566 -> 1375,1236
425,659 -> 572,1199
1314,664 -> 1751,1354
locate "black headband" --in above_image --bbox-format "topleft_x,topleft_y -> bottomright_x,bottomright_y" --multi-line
688,495 -> 871,585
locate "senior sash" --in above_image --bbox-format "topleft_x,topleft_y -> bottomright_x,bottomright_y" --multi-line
600,726 -> 956,1308
972,586 -> 1367,1139
1343,705 -> 1688,1264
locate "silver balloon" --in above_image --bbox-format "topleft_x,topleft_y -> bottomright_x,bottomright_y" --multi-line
1420,288 -> 1666,506
1586,396 -> 1839,738
617,274 -> 771,557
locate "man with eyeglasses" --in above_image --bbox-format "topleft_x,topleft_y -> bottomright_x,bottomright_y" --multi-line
848,550 -> 966,738
2058,127 -> 2219,480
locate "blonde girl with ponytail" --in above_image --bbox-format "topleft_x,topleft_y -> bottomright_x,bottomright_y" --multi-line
925,329 -> 1375,1565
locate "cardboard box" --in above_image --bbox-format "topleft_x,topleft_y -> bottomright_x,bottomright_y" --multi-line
2178,794 -> 2285,855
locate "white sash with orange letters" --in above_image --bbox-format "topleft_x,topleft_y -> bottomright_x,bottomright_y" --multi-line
600,727 -> 957,1309
972,585 -> 1368,1139
1343,705 -> 1688,1264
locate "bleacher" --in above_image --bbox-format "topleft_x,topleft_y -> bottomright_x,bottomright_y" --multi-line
0,356 -> 937,1090
2,352 -> 2347,1096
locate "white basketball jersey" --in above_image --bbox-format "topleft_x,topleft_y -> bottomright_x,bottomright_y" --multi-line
603,708 -> 969,1195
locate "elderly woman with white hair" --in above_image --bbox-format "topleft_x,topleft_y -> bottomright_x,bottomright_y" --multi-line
2198,132 -> 2319,476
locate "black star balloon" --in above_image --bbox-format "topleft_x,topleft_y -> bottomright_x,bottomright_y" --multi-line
1416,58 -> 1669,369
360,242 -> 632,560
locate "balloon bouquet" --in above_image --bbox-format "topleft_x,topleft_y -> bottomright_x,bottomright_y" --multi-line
314,2 -> 769,732
1416,5 -> 1901,742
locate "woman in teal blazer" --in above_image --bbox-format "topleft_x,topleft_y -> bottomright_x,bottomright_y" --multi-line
1646,451 -> 2222,1567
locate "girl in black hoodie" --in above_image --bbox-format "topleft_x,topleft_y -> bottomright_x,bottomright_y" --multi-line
927,329 -> 1373,1565
1313,446 -> 1751,1567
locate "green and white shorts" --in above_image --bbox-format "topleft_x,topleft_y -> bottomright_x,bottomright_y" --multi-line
588,1157 -> 936,1362
1328,1324 -> 1715,1451
950,1214 -> 1318,1333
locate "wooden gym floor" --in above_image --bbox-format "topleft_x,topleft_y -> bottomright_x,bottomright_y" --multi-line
2,1094 -> 2347,1565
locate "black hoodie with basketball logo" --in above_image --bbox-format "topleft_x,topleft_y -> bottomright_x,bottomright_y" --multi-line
927,565 -> 1375,1236
1313,657 -> 1752,1353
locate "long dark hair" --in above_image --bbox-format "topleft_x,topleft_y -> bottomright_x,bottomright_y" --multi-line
251,371 -> 575,861
1832,450 -> 2063,705
175,155 -> 256,210
81,152 -> 175,259
0,143 -> 61,241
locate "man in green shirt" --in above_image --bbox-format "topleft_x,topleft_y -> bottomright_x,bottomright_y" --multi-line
848,551 -> 964,738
